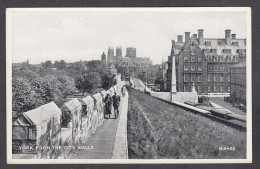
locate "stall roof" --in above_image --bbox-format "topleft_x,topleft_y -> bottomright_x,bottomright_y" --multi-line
23,102 -> 61,126
101,90 -> 108,97
81,96 -> 94,105
109,87 -> 115,94
93,93 -> 102,100
63,98 -> 81,111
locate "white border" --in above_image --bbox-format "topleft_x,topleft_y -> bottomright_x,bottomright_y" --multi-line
6,7 -> 252,164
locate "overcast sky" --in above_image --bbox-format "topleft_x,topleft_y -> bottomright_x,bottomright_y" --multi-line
10,8 -> 248,64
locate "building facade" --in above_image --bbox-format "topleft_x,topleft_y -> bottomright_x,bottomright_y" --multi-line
230,60 -> 246,103
167,29 -> 246,95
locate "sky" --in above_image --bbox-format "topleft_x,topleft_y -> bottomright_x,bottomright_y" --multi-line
10,8 -> 248,64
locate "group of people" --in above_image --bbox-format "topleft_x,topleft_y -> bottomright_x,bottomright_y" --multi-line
104,86 -> 126,119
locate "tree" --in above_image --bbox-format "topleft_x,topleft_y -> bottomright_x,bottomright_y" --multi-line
75,72 -> 101,95
155,76 -> 163,85
41,60 -> 53,69
12,64 -> 77,116
54,60 -> 66,70
101,71 -> 116,90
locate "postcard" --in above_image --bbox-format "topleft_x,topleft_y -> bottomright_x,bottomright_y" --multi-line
6,7 -> 252,164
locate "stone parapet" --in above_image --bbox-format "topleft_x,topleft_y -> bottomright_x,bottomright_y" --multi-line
12,82 -> 126,159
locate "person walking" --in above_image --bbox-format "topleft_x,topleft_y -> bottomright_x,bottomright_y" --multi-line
104,93 -> 112,119
121,85 -> 126,96
112,92 -> 120,119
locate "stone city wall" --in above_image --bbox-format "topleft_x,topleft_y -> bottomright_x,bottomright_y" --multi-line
12,81 -> 126,159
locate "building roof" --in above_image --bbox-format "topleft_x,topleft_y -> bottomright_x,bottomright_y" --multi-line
23,101 -> 61,126
231,60 -> 246,68
174,36 -> 246,56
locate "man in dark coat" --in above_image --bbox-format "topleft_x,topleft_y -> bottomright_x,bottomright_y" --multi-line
112,92 -> 120,119
104,93 -> 112,119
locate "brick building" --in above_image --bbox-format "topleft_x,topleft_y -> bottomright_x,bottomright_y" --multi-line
230,60 -> 246,103
167,29 -> 246,95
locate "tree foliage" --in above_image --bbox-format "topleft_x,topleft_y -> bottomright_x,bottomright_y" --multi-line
12,64 -> 76,116
101,71 -> 116,90
75,72 -> 102,95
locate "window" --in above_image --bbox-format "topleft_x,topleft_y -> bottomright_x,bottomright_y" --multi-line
220,65 -> 225,71
220,74 -> 224,82
198,56 -> 202,62
208,65 -> 212,71
197,74 -> 202,82
198,65 -> 202,71
191,56 -> 196,62
191,65 -> 196,71
184,65 -> 189,71
211,49 -> 217,54
197,86 -> 202,92
191,74 -> 195,82
228,56 -> 233,62
205,41 -> 211,46
235,56 -> 239,62
227,75 -> 230,82
214,74 -> 218,82
220,86 -> 224,92
184,85 -> 189,92
208,56 -> 213,62
214,56 -> 218,62
220,56 -> 224,62
184,74 -> 189,82
232,42 -> 238,46
184,57 -> 188,62
228,86 -> 230,91
208,86 -> 212,92
214,86 -> 218,91
214,65 -> 218,71
208,74 -> 212,82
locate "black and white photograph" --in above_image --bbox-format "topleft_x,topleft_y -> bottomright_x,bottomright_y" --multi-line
6,7 -> 252,164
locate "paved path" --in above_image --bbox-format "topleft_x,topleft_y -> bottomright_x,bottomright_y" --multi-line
70,92 -> 128,159
209,97 -> 246,115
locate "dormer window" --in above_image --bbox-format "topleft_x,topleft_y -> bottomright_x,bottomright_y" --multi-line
208,56 -> 213,62
222,49 -> 232,55
235,56 -> 239,62
203,49 -> 210,55
220,56 -> 224,62
191,56 -> 196,62
232,42 -> 238,46
214,56 -> 218,62
218,42 -> 225,46
228,56 -> 233,62
205,41 -> 211,46
211,49 -> 217,55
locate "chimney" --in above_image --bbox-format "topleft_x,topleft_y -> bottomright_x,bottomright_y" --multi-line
225,29 -> 231,45
193,34 -> 197,38
198,29 -> 204,45
177,35 -> 183,43
185,32 -> 190,42
232,34 -> 236,39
